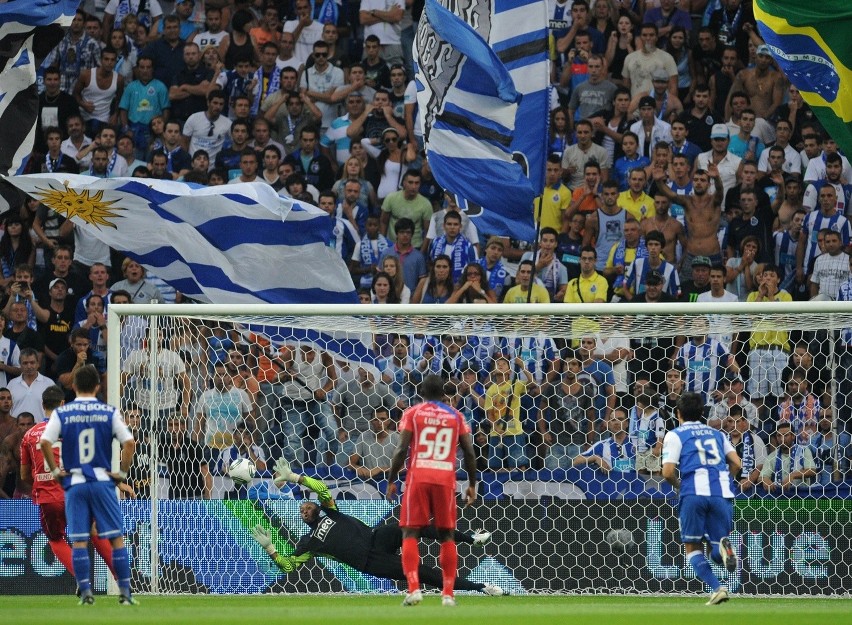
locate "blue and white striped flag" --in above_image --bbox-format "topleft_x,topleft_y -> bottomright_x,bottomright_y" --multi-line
6,174 -> 359,304
414,0 -> 548,242
0,0 -> 78,177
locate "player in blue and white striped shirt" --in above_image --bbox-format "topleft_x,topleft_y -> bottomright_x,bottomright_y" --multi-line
662,392 -> 741,606
675,332 -> 738,401
40,365 -> 137,606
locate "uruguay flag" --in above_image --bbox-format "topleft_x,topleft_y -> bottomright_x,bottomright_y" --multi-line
0,0 -> 78,177
6,174 -> 358,304
755,0 -> 852,154
415,0 -> 548,243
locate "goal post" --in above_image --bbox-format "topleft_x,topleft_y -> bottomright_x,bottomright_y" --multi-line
107,302 -> 852,596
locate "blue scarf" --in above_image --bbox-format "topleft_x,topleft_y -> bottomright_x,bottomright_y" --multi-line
431,234 -> 472,282
613,237 -> 648,289
310,0 -> 339,23
652,91 -> 668,120
534,255 -> 563,298
740,430 -> 755,476
251,66 -> 280,116
479,258 -> 508,293
116,0 -> 153,28
422,339 -> 469,375
358,235 -> 390,287
45,153 -> 64,173
166,146 -> 182,174
773,444 -> 805,483
671,140 -> 691,156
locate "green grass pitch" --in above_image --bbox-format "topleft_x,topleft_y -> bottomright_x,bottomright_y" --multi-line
3,595 -> 850,625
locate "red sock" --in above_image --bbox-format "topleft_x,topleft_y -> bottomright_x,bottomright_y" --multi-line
92,536 -> 115,577
401,537 -> 420,593
48,539 -> 74,573
439,541 -> 457,597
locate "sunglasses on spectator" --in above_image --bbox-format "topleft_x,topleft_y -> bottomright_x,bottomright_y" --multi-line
313,52 -> 328,58
384,136 -> 399,144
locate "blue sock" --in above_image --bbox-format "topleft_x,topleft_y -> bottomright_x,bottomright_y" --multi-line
709,543 -> 723,565
72,546 -> 92,593
112,546 -> 131,594
687,550 -> 721,591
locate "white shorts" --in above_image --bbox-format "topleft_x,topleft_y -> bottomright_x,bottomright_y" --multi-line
747,348 -> 788,398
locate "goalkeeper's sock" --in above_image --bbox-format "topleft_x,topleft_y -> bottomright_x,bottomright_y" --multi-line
92,536 -> 115,575
439,541 -> 457,597
300,475 -> 332,504
112,545 -> 132,594
452,529 -> 473,544
709,543 -> 723,566
402,537 -> 420,592
687,550 -> 721,591
49,539 -> 74,573
72,546 -> 92,593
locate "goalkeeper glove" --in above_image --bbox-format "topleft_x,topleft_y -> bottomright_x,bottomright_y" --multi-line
251,524 -> 277,556
273,457 -> 301,486
273,553 -> 296,573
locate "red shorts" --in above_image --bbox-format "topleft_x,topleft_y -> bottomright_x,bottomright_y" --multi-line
399,482 -> 456,529
40,500 -> 67,542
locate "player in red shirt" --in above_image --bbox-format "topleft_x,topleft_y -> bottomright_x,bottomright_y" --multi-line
19,385 -> 117,584
387,374 -> 478,607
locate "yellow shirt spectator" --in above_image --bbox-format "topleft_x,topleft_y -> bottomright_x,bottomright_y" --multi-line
747,289 -> 793,350
617,189 -> 656,221
504,283 -> 551,303
564,272 -> 609,303
536,183 -> 573,233
484,380 -> 527,436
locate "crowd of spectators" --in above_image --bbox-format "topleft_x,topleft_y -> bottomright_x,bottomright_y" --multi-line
2,0 -> 851,498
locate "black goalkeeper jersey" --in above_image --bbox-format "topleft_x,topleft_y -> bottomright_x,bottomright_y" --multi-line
294,508 -> 375,570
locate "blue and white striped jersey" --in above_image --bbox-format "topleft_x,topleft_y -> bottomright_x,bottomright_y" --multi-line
625,258 -> 681,297
499,335 -> 556,384
40,397 -> 133,487
801,210 -> 852,273
838,279 -> 852,345
662,421 -> 735,499
675,338 -> 732,400
773,229 -> 800,290
628,406 -> 666,453
581,435 -> 637,473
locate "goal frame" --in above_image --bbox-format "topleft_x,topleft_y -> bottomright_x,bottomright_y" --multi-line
106,301 -> 852,596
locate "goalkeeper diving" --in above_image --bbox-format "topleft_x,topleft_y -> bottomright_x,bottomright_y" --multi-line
250,458 -> 505,596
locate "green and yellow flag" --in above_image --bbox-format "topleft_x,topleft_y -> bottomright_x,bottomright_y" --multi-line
755,1 -> 852,153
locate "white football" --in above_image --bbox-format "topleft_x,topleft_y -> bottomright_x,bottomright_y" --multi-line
229,457 -> 256,486
605,528 -> 636,553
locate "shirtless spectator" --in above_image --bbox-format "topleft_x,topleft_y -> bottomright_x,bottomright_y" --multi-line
641,192 -> 685,264
653,164 -> 724,282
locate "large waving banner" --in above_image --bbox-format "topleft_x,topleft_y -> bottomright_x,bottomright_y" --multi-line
755,0 -> 852,154
7,174 -> 358,304
414,0 -> 548,242
0,0 -> 78,177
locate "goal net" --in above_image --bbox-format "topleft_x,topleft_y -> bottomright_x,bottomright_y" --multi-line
107,302 -> 852,596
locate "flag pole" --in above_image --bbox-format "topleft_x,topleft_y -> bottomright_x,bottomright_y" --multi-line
526,77 -> 552,305
526,196 -> 544,304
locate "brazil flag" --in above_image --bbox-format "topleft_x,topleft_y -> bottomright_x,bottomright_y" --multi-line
755,1 -> 852,154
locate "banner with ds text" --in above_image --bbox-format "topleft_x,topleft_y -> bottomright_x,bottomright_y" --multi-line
1,498 -> 849,595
